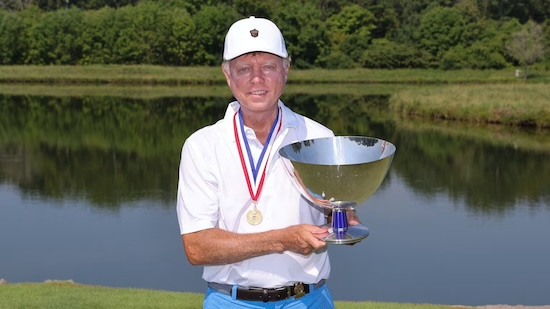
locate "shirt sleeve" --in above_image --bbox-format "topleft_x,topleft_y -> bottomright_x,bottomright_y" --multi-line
176,132 -> 220,235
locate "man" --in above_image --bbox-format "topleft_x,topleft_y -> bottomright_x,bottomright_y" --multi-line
176,16 -> 336,308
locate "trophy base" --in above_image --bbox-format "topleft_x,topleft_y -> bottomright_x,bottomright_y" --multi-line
324,223 -> 369,245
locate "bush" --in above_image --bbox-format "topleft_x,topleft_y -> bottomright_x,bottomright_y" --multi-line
315,51 -> 358,69
361,39 -> 431,68
26,8 -> 85,65
0,11 -> 26,64
441,43 -> 509,70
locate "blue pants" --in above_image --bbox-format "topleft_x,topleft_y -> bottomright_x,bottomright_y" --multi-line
203,285 -> 335,308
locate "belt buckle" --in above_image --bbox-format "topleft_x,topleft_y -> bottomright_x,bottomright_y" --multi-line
293,282 -> 306,299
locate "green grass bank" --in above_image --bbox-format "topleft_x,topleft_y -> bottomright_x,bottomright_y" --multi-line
1,65 -> 550,85
0,281 -> 463,309
1,65 -> 549,128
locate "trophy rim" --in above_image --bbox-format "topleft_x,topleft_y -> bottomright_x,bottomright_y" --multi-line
278,135 -> 396,166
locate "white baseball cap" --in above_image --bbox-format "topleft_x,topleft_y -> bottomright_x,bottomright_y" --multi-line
223,16 -> 288,61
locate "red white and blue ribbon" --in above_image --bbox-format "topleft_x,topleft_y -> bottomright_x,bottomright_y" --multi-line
233,107 -> 283,203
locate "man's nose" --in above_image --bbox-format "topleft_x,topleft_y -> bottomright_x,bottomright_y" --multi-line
250,67 -> 265,83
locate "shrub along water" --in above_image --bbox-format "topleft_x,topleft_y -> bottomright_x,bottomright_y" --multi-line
389,84 -> 550,128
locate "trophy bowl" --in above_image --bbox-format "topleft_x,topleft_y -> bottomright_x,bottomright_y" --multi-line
279,136 -> 396,244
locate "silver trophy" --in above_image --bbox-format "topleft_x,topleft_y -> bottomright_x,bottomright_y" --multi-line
279,136 -> 396,245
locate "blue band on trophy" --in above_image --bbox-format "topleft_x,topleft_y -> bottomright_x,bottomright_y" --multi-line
332,209 -> 348,240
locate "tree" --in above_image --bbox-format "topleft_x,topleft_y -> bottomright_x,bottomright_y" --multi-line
318,4 -> 375,68
191,4 -> 238,66
417,6 -> 470,59
273,0 -> 327,68
485,0 -> 550,23
440,16 -> 519,70
385,0 -> 452,44
0,0 -> 140,11
364,1 -> 399,40
155,6 -> 197,66
229,0 -> 275,18
506,20 -> 545,79
361,38 -> 431,69
26,8 -> 85,64
0,10 -> 27,63
0,0 -> 34,11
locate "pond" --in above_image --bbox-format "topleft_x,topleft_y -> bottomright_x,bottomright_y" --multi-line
0,86 -> 549,306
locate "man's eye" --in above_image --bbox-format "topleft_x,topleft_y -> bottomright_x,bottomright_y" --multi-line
263,65 -> 276,71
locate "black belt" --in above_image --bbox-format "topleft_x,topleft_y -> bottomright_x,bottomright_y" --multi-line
208,279 -> 326,302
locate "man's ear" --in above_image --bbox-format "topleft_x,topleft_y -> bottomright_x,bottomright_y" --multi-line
284,62 -> 290,83
221,64 -> 231,87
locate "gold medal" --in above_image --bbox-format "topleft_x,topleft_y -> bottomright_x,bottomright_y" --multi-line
246,207 -> 263,225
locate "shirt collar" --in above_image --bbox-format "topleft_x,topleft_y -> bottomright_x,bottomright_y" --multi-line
224,100 -> 299,132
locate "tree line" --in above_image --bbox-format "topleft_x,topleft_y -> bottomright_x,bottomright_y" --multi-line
0,0 -> 548,69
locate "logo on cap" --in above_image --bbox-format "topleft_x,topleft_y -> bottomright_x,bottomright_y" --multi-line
250,29 -> 259,37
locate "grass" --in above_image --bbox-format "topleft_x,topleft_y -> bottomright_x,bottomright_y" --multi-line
0,65 -> 224,85
389,83 -> 550,128
1,64 -> 550,85
1,65 -> 549,128
0,281 -> 204,309
0,83 -> 234,98
0,281 -> 462,309
0,82 -> 409,99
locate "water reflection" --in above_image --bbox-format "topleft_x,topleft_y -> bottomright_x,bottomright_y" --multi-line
1,92 -> 548,214
0,95 -> 228,209
393,124 -> 550,213
1,90 -> 549,305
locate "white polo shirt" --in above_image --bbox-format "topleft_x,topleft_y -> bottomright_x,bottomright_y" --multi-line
176,100 -> 334,288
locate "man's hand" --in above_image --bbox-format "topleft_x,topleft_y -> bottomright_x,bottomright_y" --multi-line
279,224 -> 329,255
346,207 -> 361,226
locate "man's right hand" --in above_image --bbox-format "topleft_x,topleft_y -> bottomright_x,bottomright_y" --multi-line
279,224 -> 329,255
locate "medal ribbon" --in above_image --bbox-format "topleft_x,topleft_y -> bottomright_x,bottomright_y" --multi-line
233,107 -> 282,202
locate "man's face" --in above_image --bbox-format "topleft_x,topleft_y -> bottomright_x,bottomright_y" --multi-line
223,52 -> 289,114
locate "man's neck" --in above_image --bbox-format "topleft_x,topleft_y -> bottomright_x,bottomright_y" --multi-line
241,107 -> 279,145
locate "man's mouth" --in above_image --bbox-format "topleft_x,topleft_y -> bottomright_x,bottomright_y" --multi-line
249,90 -> 267,95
